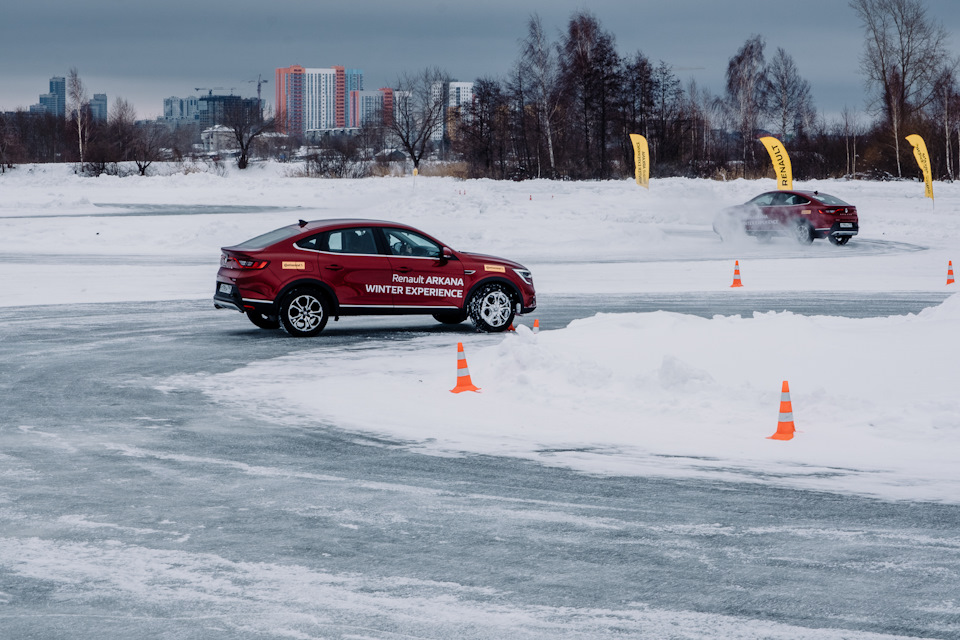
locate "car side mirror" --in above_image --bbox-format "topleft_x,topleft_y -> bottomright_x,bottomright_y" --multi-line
440,248 -> 457,263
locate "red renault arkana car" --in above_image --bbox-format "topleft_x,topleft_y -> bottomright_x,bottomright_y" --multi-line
214,219 -> 537,337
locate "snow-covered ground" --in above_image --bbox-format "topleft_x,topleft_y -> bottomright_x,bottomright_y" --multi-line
2,162 -> 958,504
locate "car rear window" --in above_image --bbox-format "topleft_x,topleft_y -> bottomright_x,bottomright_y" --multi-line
234,226 -> 303,250
815,193 -> 851,206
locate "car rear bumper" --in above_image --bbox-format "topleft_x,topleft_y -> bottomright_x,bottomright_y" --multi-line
213,282 -> 274,314
816,221 -> 859,238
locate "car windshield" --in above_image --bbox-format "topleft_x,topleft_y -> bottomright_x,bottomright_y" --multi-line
814,193 -> 850,206
233,225 -> 303,250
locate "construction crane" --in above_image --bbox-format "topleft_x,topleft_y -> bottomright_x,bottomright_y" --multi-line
248,75 -> 269,120
248,75 -> 268,104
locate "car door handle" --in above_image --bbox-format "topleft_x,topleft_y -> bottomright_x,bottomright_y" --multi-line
395,266 -> 412,273
325,264 -> 343,271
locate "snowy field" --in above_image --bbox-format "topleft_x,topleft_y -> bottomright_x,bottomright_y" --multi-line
2,162 -> 959,506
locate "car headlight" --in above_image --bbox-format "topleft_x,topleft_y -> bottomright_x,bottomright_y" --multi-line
513,268 -> 533,285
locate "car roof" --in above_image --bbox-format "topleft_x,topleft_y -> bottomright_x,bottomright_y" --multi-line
758,190 -> 828,198
297,218 -> 416,232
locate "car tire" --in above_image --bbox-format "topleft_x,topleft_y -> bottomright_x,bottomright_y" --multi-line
794,221 -> 814,244
279,288 -> 330,337
246,310 -> 280,330
432,311 -> 468,325
468,283 -> 516,333
828,234 -> 851,246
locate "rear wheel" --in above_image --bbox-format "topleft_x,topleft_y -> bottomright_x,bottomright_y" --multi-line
279,288 -> 330,337
246,310 -> 280,330
468,283 -> 515,333
828,234 -> 851,246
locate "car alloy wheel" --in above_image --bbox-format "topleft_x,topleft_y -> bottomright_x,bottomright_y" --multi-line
279,288 -> 330,337
469,283 -> 515,332
794,221 -> 814,244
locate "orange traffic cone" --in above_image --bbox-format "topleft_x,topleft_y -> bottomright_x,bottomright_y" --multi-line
507,323 -> 516,331
730,260 -> 743,288
450,342 -> 481,393
948,260 -> 955,285
767,381 -> 796,440
533,319 -> 540,334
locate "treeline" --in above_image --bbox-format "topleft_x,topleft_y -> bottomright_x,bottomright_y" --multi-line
450,5 -> 958,182
2,1 -> 958,182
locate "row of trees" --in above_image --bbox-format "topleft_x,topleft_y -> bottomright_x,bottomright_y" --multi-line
442,1 -> 958,181
3,0 -> 958,182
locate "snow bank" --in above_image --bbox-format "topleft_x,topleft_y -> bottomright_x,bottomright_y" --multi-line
182,293 -> 960,504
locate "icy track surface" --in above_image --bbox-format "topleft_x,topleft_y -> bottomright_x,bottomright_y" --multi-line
1,164 -> 959,638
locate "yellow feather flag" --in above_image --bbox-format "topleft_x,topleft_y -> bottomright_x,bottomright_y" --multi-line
905,134 -> 934,200
759,136 -> 793,190
629,134 -> 650,188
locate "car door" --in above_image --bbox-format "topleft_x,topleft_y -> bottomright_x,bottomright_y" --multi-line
765,191 -> 796,225
311,227 -> 394,309
380,227 -> 466,310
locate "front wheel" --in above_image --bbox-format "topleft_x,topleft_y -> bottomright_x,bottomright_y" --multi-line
794,221 -> 814,244
279,288 -> 330,337
828,234 -> 851,246
246,310 -> 280,330
468,283 -> 516,333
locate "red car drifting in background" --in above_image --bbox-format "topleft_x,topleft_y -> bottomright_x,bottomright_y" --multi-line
714,190 -> 859,245
214,219 -> 536,337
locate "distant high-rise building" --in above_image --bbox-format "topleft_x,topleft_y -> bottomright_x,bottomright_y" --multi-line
48,76 -> 66,117
276,64 -> 364,135
163,96 -> 200,121
431,81 -> 475,142
89,93 -> 108,122
334,67 -> 363,128
196,94 -> 260,129
31,76 -> 66,117
276,65 -> 305,134
39,93 -> 58,115
350,88 -> 395,128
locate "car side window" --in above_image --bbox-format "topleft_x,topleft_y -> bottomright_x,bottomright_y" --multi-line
295,234 -> 321,250
771,192 -> 792,205
750,193 -> 775,206
323,228 -> 379,254
383,228 -> 441,258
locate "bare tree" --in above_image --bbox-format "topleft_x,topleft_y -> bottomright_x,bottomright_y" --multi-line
109,97 -> 137,162
839,106 -> 864,176
0,113 -> 16,172
520,14 -> 560,177
389,67 -> 449,171
849,0 -> 950,177
67,68 -> 89,165
930,63 -> 959,180
222,100 -> 274,169
558,11 -> 621,179
766,47 -> 815,139
725,35 -> 768,174
132,122 -> 169,176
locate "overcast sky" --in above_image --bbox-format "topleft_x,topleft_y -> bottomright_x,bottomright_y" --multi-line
2,0 -> 958,121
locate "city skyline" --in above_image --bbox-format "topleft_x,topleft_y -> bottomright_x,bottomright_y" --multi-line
2,0 -> 958,122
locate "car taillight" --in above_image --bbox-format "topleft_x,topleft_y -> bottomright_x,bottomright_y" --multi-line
819,207 -> 855,216
221,253 -> 269,269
